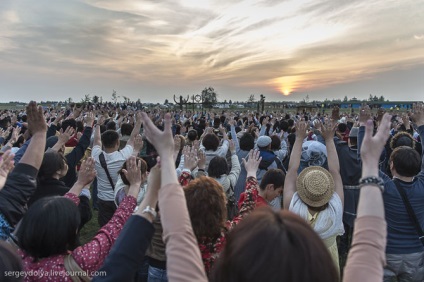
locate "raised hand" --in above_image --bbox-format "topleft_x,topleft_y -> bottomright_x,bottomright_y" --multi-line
295,121 -> 308,140
141,112 -> 173,157
197,150 -> 206,170
133,134 -> 144,154
26,101 -> 47,136
76,157 -> 97,187
84,111 -> 95,127
183,145 -> 198,171
58,126 -> 75,144
361,113 -> 392,174
331,106 -> 340,121
359,104 -> 372,126
243,150 -> 262,178
321,120 -> 337,141
229,140 -> 236,155
122,156 -> 142,187
0,150 -> 15,190
411,103 -> 424,127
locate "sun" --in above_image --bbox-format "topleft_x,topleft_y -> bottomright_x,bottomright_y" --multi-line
282,89 -> 291,96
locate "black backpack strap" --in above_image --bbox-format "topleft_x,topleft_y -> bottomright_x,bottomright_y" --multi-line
99,153 -> 115,191
393,179 -> 424,246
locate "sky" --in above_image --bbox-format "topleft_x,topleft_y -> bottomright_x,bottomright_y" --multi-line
0,0 -> 423,103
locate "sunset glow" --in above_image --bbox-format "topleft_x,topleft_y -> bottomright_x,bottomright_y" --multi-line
0,0 -> 423,102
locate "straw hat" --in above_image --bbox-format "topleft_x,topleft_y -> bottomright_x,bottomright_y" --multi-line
296,166 -> 334,207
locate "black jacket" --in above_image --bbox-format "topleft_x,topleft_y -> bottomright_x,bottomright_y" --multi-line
29,178 -> 92,230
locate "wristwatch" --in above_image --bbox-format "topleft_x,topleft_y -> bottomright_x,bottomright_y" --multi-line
141,205 -> 157,219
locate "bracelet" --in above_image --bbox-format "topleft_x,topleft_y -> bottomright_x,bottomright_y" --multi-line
198,168 -> 205,172
358,176 -> 384,193
141,205 -> 157,219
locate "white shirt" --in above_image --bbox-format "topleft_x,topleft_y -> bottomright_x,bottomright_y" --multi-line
91,144 -> 133,201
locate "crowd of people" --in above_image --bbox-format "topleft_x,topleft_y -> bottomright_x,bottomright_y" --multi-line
0,99 -> 423,281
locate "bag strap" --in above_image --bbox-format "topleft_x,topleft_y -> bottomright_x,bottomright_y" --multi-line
64,254 -> 91,282
393,179 -> 424,246
99,153 -> 115,191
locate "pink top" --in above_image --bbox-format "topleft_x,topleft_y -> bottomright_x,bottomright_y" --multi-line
20,193 -> 137,281
158,183 -> 208,282
343,216 -> 387,282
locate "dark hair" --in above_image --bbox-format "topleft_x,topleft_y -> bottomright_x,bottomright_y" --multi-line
337,123 -> 347,133
121,123 -> 133,136
76,121 -> 84,133
118,158 -> 147,185
210,208 -> 338,282
208,156 -> 228,178
270,135 -> 281,151
0,241 -> 23,282
187,130 -> 198,142
287,133 -> 296,149
280,120 -> 289,132
239,133 -> 255,151
106,121 -> 117,131
288,119 -> 294,127
16,197 -> 80,261
202,133 -> 220,151
259,169 -> 285,191
61,119 -> 76,131
390,131 -> 415,150
390,146 -> 421,177
38,150 -> 67,180
184,177 -> 227,241
101,130 -> 120,148
13,135 -> 25,148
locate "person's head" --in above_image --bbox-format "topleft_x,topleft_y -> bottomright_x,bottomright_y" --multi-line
337,123 -> 347,133
256,136 -> 272,150
280,120 -> 289,132
0,241 -> 23,282
187,129 -> 198,142
61,119 -> 76,132
239,133 -> 255,151
390,131 -> 415,150
210,208 -> 338,282
119,158 -> 148,185
259,169 -> 285,201
296,166 -> 334,211
208,156 -> 228,178
38,150 -> 68,180
202,133 -> 220,151
287,133 -> 296,149
348,127 -> 359,147
390,146 -> 421,177
120,123 -> 133,136
270,135 -> 281,151
106,121 -> 116,131
101,130 -> 120,150
184,177 -> 227,240
16,197 -> 81,260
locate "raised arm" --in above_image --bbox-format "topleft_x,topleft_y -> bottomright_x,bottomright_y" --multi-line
228,140 -> 241,187
126,112 -> 142,148
229,119 -> 240,152
93,123 -> 102,148
343,113 -> 391,282
141,112 -> 208,282
19,102 -> 47,168
410,103 -> 424,173
320,120 -> 344,206
283,121 -> 307,209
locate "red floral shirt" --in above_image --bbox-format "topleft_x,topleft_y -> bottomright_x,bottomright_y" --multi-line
179,172 -> 257,274
19,193 -> 137,281
238,177 -> 268,209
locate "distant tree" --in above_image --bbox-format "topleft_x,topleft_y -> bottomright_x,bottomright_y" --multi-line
343,96 -> 348,102
223,99 -> 227,104
112,90 -> 120,104
122,96 -> 130,104
201,87 -> 218,108
248,94 -> 256,103
66,97 -> 73,104
81,94 -> 91,104
92,95 -> 99,104
164,99 -> 169,104
373,95 -> 378,101
229,99 -> 232,105
369,94 -> 373,101
378,95 -> 385,102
